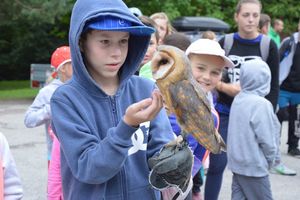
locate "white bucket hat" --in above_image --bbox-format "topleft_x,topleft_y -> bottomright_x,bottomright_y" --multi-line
185,39 -> 234,68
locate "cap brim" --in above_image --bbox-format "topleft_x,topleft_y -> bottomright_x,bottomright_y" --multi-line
187,51 -> 234,68
222,56 -> 235,68
87,25 -> 155,36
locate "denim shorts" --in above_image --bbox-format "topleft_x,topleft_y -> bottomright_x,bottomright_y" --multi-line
278,90 -> 300,108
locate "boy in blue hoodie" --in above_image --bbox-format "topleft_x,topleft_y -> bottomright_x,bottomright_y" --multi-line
50,0 -> 174,199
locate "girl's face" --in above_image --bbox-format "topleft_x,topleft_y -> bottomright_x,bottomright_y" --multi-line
81,30 -> 129,84
141,34 -> 158,66
154,18 -> 168,41
235,3 -> 260,38
60,62 -> 73,82
190,54 -> 224,93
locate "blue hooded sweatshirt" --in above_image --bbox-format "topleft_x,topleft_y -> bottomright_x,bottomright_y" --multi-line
50,0 -> 174,199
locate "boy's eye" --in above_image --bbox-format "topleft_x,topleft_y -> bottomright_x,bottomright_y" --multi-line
100,40 -> 110,45
120,39 -> 129,45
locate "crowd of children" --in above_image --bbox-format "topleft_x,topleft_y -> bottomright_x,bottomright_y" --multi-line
1,0 -> 295,199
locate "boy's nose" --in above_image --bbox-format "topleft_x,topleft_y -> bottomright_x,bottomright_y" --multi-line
111,45 -> 122,57
112,50 -> 121,57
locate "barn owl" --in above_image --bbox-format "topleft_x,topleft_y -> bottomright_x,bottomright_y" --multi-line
151,45 -> 226,154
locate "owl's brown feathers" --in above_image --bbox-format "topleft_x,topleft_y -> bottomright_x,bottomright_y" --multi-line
151,45 -> 226,154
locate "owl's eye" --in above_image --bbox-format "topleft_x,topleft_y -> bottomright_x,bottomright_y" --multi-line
159,59 -> 169,66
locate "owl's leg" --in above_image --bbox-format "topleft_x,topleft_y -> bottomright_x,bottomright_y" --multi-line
165,135 -> 183,147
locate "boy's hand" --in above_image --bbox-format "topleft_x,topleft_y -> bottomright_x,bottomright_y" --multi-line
124,90 -> 163,127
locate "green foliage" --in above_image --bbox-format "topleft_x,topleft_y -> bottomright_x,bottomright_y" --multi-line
125,0 -> 299,34
0,80 -> 30,90
262,0 -> 300,35
1,0 -> 300,81
0,80 -> 38,100
0,88 -> 39,100
0,0 -> 73,80
125,0 -> 238,30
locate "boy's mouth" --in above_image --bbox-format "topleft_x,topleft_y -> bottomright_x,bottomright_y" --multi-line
106,63 -> 121,71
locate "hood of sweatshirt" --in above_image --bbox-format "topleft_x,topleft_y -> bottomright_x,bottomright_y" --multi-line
240,58 -> 271,97
69,0 -> 153,96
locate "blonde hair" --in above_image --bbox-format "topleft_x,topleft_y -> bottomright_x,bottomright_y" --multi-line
235,0 -> 262,14
139,16 -> 160,43
201,31 -> 216,40
150,12 -> 176,36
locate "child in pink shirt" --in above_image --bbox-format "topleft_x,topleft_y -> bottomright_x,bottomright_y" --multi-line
46,46 -> 73,200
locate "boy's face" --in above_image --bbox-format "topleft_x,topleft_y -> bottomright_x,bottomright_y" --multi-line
274,21 -> 284,33
235,3 -> 260,37
141,34 -> 158,66
81,30 -> 129,82
189,54 -> 224,93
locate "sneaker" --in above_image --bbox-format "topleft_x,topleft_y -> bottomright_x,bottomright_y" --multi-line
288,148 -> 300,157
270,163 -> 296,176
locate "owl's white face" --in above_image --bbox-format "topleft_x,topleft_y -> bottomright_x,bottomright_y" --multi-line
151,50 -> 175,80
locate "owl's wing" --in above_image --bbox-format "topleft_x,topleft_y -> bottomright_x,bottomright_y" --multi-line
169,79 -> 220,153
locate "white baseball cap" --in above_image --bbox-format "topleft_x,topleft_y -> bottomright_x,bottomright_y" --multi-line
185,39 -> 234,68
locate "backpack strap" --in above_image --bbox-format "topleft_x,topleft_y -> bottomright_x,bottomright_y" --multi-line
260,35 -> 271,61
286,34 -> 295,56
279,33 -> 297,85
223,33 -> 234,56
223,33 -> 270,61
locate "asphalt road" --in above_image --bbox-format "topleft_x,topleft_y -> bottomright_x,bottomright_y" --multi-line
0,100 -> 299,200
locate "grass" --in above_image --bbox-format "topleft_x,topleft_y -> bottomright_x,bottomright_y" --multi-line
0,80 -> 39,100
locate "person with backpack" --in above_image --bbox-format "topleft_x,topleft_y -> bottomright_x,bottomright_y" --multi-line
212,0 -> 288,199
277,19 -> 300,157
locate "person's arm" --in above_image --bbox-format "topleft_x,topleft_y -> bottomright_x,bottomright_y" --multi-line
265,40 -> 279,111
24,87 -> 52,128
51,89 -> 172,184
0,133 -> 23,200
251,102 -> 277,168
216,81 -> 241,97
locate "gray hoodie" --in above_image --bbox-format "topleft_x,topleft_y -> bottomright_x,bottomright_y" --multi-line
227,58 -> 279,177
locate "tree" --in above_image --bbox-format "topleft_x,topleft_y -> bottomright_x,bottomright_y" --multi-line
262,0 -> 300,37
1,0 -> 300,80
125,0 -> 300,34
0,0 -> 73,80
